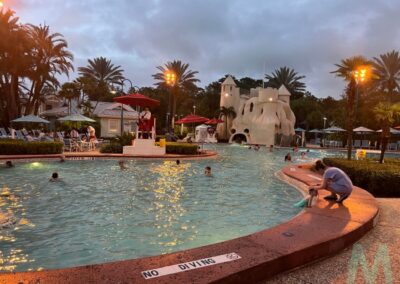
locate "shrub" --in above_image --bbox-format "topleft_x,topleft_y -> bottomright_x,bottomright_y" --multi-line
99,143 -> 123,153
0,140 -> 63,155
323,158 -> 400,197
165,142 -> 198,155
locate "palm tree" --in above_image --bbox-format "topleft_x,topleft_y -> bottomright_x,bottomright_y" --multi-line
59,82 -> 81,115
0,9 -> 32,124
153,60 -> 200,129
25,24 -> 74,114
78,57 -> 124,104
331,56 -> 372,160
265,67 -> 306,100
372,50 -> 400,102
373,102 -> 400,163
217,106 -> 236,140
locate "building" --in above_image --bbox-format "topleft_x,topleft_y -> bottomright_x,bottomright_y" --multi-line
217,76 -> 296,146
40,99 -> 138,137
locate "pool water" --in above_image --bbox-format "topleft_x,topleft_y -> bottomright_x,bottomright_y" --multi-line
0,146 -> 340,272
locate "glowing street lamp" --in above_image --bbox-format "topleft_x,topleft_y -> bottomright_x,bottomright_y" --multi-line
164,71 -> 176,133
353,67 -> 368,126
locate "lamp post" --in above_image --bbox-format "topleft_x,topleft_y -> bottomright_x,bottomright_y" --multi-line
353,68 -> 366,126
165,71 -> 176,133
323,117 -> 327,147
193,105 -> 196,115
117,78 -> 133,135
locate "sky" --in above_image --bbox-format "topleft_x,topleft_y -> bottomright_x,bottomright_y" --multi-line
6,0 -> 400,98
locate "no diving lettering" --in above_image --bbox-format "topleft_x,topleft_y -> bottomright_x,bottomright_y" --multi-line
142,253 -> 241,280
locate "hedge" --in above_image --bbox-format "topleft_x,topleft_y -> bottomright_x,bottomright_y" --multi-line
99,143 -> 123,153
323,157 -> 400,197
100,141 -> 199,155
0,140 -> 63,155
165,142 -> 198,155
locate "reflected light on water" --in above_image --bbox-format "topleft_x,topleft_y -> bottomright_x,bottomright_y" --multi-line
151,161 -> 196,252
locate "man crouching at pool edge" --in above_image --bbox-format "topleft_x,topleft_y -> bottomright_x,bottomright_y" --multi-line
310,160 -> 353,204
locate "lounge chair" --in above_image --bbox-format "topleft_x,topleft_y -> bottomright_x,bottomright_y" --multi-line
15,130 -> 26,140
0,128 -> 10,139
353,140 -> 361,148
361,140 -> 370,149
63,139 -> 79,152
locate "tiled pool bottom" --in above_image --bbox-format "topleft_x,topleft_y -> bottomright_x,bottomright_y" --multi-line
0,146 -> 340,272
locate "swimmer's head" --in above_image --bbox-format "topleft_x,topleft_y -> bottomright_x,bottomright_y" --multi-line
52,172 -> 58,179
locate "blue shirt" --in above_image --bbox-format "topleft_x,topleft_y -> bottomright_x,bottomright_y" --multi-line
323,167 -> 353,194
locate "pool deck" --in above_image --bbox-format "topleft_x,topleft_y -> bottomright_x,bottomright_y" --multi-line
0,150 -> 217,161
0,164 -> 379,284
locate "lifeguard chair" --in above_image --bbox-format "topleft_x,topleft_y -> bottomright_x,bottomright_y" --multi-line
123,115 -> 165,156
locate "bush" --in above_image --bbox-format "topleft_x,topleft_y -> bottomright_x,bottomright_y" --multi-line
99,143 -> 123,153
0,140 -> 63,155
165,142 -> 198,155
323,158 -> 400,197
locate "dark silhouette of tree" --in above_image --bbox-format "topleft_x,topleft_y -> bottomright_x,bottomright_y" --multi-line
265,67 -> 306,99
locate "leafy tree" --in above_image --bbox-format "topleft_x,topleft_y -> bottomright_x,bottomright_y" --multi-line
373,102 -> 400,163
332,56 -> 372,160
152,60 -> 200,129
265,66 -> 306,99
372,50 -> 400,102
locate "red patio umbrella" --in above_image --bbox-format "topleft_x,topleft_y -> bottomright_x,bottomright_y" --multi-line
113,93 -> 160,107
175,114 -> 209,124
205,118 -> 224,124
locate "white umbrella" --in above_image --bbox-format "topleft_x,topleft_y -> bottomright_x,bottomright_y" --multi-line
294,127 -> 306,132
353,126 -> 374,133
324,126 -> 346,132
376,128 -> 400,134
309,129 -> 323,133
12,114 -> 50,124
58,114 -> 95,122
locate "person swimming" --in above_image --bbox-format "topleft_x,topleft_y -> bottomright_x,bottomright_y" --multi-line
49,172 -> 59,182
204,166 -> 212,176
118,160 -> 128,170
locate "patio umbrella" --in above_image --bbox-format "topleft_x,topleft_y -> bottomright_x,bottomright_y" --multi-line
113,93 -> 160,107
353,126 -> 374,133
324,126 -> 346,132
58,113 -> 95,122
308,129 -> 323,133
294,127 -> 306,132
205,118 -> 224,124
175,114 -> 210,124
12,114 -> 49,124
376,128 -> 400,134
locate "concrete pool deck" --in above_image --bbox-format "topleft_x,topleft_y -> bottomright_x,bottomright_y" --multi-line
0,164 -> 379,283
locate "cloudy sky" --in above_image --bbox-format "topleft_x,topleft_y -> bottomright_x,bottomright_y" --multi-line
7,0 -> 400,98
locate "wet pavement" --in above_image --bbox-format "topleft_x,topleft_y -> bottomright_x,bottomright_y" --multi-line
265,198 -> 400,284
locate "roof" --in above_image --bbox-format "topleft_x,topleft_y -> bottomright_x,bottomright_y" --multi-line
222,76 -> 236,86
91,101 -> 138,119
278,85 -> 291,96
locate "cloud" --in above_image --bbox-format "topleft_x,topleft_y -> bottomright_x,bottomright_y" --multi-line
9,0 -> 400,97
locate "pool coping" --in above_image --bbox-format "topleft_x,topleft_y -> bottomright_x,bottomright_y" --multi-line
0,150 -> 217,161
0,163 -> 379,284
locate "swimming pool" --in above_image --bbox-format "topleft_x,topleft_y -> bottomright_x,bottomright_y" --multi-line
0,146 -> 341,272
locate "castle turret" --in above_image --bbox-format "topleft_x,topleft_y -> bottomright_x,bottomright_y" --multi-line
220,75 -> 240,110
278,85 -> 291,104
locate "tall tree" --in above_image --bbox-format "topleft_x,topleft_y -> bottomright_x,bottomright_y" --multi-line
78,57 -> 124,104
0,9 -> 31,124
153,60 -> 200,129
331,56 -> 372,160
58,82 -> 81,115
24,24 -> 74,115
372,50 -> 400,102
265,67 -> 306,99
373,102 -> 400,163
